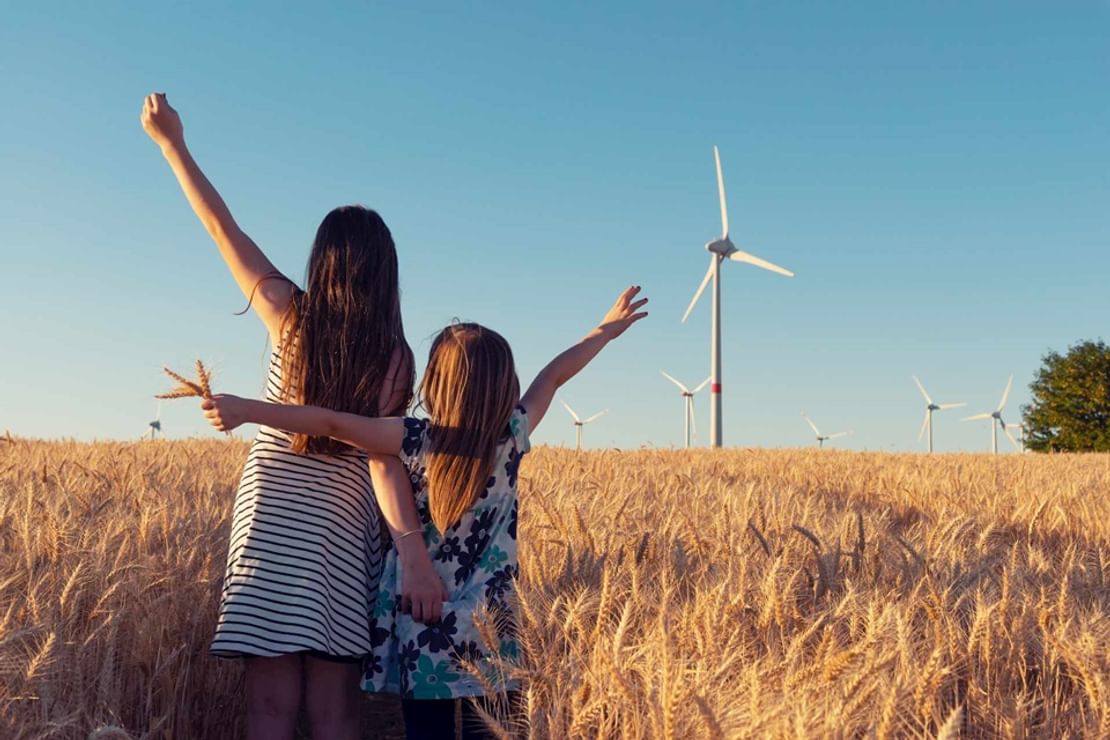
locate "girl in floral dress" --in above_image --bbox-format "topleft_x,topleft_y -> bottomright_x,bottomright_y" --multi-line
199,285 -> 649,739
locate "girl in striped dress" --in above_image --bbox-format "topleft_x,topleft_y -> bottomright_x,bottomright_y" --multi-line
201,285 -> 650,739
141,93 -> 445,740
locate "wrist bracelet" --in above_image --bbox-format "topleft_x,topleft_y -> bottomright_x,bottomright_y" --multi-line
397,528 -> 424,542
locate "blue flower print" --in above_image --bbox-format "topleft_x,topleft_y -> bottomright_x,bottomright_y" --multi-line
505,447 -> 521,489
416,611 -> 458,654
401,418 -> 427,458
398,640 -> 421,673
508,499 -> 518,540
480,545 -> 508,573
485,565 -> 516,603
375,590 -> 395,619
435,535 -> 462,563
363,652 -> 384,678
410,655 -> 460,700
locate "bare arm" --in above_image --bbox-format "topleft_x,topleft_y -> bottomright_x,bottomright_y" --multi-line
367,347 -> 447,622
141,93 -> 293,340
522,285 -> 649,431
202,395 -> 404,454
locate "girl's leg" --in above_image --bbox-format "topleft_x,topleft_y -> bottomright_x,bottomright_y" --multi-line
304,655 -> 362,740
244,654 -> 302,740
402,698 -> 458,739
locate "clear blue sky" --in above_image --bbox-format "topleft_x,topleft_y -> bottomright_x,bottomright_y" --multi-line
2,2 -> 1107,451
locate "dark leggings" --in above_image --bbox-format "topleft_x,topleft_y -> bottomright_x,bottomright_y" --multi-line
402,693 -> 519,740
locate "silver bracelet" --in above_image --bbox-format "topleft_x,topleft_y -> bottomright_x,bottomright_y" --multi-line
397,528 -> 424,542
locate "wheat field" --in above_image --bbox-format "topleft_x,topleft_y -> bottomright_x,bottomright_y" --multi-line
2,439 -> 1109,739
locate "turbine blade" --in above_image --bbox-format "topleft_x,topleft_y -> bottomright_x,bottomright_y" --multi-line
997,374 -> 1013,412
918,411 -> 930,441
828,431 -> 850,440
688,397 -> 698,439
681,258 -> 715,323
659,370 -> 690,394
714,145 -> 728,238
692,376 -> 712,394
1003,425 -> 1021,450
912,376 -> 933,405
560,400 -> 581,423
962,413 -> 993,421
938,402 -> 967,410
803,415 -> 820,436
584,410 -> 608,424
728,249 -> 795,277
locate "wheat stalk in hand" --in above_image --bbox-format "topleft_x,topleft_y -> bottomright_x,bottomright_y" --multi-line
156,360 -> 214,400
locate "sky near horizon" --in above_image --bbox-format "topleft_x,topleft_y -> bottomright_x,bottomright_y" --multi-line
1,2 -> 1107,451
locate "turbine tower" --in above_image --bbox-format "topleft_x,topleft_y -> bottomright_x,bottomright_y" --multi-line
561,400 -> 607,451
803,414 -> 849,449
682,146 -> 794,448
913,376 -> 965,453
660,371 -> 711,448
962,375 -> 1020,454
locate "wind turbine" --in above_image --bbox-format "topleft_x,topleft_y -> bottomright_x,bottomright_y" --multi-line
913,376 -> 965,453
1006,422 -> 1025,452
681,146 -> 794,448
146,400 -> 162,440
962,375 -> 1020,454
561,400 -> 607,451
803,414 -> 850,449
660,371 -> 711,448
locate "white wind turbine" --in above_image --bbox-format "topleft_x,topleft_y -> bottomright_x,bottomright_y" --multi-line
803,414 -> 850,449
962,375 -> 1021,454
681,146 -> 794,448
1006,422 -> 1025,452
913,376 -> 966,453
561,400 -> 608,451
660,371 -> 711,449
146,400 -> 162,440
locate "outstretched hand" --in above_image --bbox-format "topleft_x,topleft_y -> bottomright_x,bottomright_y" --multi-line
596,285 -> 649,340
140,92 -> 184,149
201,394 -> 248,433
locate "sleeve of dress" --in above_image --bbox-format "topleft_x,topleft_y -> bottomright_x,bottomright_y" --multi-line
398,417 -> 429,468
509,404 -> 531,455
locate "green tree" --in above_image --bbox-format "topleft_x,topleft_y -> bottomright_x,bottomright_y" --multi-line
1023,339 -> 1110,452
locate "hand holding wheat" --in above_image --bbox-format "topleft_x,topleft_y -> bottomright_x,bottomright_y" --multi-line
156,361 -> 234,436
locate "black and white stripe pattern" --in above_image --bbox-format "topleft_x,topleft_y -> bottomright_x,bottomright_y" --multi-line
211,353 -> 383,658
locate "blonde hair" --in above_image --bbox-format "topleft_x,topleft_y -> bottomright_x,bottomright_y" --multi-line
419,323 -> 519,533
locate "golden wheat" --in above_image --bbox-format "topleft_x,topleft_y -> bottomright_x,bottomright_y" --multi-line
1,442 -> 1109,738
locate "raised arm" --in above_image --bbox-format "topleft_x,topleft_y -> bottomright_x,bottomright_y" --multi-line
202,395 -> 404,454
521,285 -> 648,431
141,93 -> 293,340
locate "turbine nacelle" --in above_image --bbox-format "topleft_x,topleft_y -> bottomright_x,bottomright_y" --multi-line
706,238 -> 734,256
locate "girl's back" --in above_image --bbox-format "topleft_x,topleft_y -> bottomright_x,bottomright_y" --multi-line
212,349 -> 384,658
364,405 -> 530,697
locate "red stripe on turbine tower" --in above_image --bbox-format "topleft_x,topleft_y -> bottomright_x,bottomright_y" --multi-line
711,383 -> 722,393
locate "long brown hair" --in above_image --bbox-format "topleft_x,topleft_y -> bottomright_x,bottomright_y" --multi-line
420,323 -> 520,533
279,205 -> 415,454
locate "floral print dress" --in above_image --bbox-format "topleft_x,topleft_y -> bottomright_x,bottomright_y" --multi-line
361,405 -> 529,699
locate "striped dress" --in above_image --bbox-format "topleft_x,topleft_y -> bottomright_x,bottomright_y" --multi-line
210,351 -> 384,658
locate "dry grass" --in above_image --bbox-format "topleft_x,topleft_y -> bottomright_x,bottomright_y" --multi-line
2,440 -> 1109,738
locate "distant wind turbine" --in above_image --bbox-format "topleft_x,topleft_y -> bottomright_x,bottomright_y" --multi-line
146,400 -> 162,440
962,375 -> 1020,454
561,400 -> 607,451
803,414 -> 850,449
660,371 -> 711,449
681,145 -> 794,448
1006,422 -> 1025,452
913,376 -> 965,453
